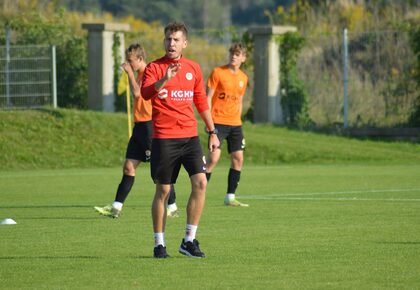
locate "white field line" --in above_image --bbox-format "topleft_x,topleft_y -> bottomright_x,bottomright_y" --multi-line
241,197 -> 420,202
239,188 -> 420,202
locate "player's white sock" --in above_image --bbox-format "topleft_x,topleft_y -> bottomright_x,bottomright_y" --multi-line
226,193 -> 235,201
184,224 -> 197,243
112,201 -> 123,210
167,203 -> 178,211
154,232 -> 165,247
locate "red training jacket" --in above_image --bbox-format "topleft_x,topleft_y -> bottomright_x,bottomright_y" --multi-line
141,56 -> 209,139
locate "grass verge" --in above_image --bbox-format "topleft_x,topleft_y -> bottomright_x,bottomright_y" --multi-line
1,108 -> 419,171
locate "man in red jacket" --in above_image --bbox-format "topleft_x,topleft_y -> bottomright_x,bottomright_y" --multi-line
141,22 -> 219,258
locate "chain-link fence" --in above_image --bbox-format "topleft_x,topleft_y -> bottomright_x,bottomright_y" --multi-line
298,30 -> 417,128
0,45 -> 57,109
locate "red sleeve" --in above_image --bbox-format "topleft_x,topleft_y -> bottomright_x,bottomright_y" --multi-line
193,64 -> 209,113
141,63 -> 159,100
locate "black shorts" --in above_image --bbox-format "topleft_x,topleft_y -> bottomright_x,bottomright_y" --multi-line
215,124 -> 245,153
151,137 -> 206,184
125,121 -> 153,162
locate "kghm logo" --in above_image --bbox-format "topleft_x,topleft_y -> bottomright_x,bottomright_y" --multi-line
171,90 -> 194,101
158,88 -> 168,99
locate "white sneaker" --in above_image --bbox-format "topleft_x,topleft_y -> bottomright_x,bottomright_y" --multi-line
224,197 -> 249,207
94,204 -> 121,218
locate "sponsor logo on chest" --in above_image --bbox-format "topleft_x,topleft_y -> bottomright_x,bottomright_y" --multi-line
158,88 -> 194,101
158,71 -> 194,101
171,90 -> 194,101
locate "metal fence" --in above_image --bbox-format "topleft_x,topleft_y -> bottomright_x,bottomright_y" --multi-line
0,45 -> 57,109
298,30 -> 416,127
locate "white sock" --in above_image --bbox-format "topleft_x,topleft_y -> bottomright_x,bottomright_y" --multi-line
112,201 -> 123,210
226,193 -> 235,201
184,224 -> 197,243
154,232 -> 165,247
167,203 -> 177,211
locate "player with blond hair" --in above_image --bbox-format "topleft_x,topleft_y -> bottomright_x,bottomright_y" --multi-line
94,43 -> 179,219
205,43 -> 249,207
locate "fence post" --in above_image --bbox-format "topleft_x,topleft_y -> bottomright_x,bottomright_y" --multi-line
51,45 -> 57,108
343,28 -> 349,128
5,25 -> 11,108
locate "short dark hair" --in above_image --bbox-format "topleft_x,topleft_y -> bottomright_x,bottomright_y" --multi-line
125,43 -> 146,61
164,22 -> 188,39
229,42 -> 247,56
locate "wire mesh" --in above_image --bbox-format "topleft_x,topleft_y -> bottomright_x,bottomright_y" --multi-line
0,45 -> 55,109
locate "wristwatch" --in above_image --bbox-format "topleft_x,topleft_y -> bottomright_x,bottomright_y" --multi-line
207,128 -> 218,136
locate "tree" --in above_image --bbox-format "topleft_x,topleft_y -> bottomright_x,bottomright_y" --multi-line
278,32 -> 310,127
408,22 -> 420,126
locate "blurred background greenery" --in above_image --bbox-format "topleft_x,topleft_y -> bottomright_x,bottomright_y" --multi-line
0,0 -> 419,127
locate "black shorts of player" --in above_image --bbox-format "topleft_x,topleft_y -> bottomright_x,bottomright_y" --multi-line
151,136 -> 206,184
125,121 -> 153,162
214,124 -> 245,153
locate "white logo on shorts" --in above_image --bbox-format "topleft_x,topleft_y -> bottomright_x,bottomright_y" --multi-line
145,150 -> 151,161
186,72 -> 193,81
158,88 -> 168,99
202,155 -> 207,171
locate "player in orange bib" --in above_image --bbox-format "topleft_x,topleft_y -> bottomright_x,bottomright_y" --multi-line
94,43 -> 178,218
205,43 -> 249,207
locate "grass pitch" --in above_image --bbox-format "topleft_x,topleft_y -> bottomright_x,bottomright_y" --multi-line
1,164 -> 420,289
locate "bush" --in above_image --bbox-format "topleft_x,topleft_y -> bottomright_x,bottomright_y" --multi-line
277,32 -> 311,127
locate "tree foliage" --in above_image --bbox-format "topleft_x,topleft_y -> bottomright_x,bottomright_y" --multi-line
2,0 -> 419,127
266,0 -> 420,35
277,32 -> 310,127
58,0 -> 294,29
408,21 -> 420,126
266,0 -> 419,127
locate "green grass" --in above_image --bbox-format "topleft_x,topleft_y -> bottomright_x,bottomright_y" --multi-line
1,164 -> 420,289
1,108 -> 420,288
1,108 -> 420,171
